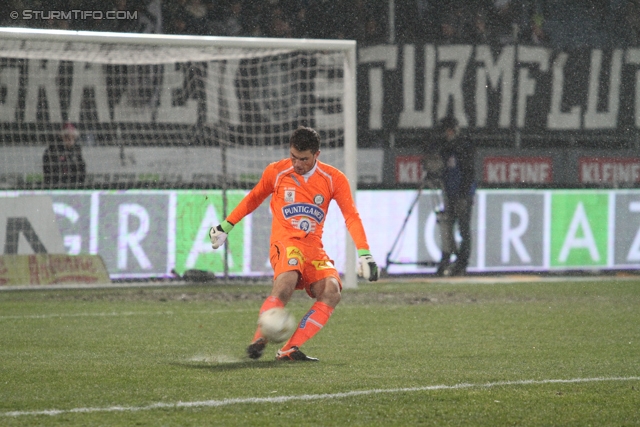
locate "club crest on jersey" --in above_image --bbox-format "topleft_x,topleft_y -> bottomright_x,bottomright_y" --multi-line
292,218 -> 316,232
282,203 -> 325,223
314,194 -> 324,205
284,189 -> 295,203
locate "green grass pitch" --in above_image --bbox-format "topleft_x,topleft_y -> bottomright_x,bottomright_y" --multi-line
1,277 -> 639,426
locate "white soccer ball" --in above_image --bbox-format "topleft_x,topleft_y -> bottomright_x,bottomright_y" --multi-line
258,307 -> 296,343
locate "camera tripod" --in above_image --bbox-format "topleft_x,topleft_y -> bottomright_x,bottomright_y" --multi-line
384,175 -> 445,270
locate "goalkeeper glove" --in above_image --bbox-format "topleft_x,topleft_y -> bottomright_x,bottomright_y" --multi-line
357,249 -> 379,282
209,220 -> 234,250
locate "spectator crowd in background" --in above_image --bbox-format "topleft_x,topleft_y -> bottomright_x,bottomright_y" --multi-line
1,0 -> 639,49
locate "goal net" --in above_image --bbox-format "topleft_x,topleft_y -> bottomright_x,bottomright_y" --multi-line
0,28 -> 356,189
0,28 -> 358,287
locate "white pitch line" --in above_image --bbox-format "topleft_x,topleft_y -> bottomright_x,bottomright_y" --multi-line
2,376 -> 639,418
0,308 -> 254,321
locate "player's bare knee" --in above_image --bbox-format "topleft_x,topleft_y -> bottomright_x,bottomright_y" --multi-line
319,291 -> 341,307
326,288 -> 341,306
314,277 -> 341,306
271,271 -> 299,303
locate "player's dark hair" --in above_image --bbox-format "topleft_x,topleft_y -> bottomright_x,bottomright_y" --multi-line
290,126 -> 320,153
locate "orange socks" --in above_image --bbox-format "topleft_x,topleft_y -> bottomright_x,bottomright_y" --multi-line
282,301 -> 334,350
253,298 -> 335,349
252,296 -> 285,342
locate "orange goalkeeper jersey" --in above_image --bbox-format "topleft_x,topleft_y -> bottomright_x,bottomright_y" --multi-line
227,158 -> 370,251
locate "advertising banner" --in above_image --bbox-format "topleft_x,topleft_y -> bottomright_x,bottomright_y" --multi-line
173,191 -> 246,276
0,254 -> 110,286
549,192 -> 609,268
97,191 -> 171,278
479,191 -> 546,270
395,156 -> 425,183
483,156 -> 553,184
614,192 -> 640,267
0,195 -> 65,254
579,157 -> 640,184
2,189 -> 640,278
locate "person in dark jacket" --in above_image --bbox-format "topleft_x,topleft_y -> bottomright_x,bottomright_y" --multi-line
42,122 -> 86,187
434,116 -> 476,276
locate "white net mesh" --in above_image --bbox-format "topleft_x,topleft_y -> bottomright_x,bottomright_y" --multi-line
0,30 -> 349,189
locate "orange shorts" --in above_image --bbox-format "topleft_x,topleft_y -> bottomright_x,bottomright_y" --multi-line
269,238 -> 342,297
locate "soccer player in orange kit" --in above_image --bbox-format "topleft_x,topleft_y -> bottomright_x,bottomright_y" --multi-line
209,126 -> 379,361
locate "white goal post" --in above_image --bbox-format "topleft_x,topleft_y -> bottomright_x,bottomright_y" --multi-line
0,27 -> 359,288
